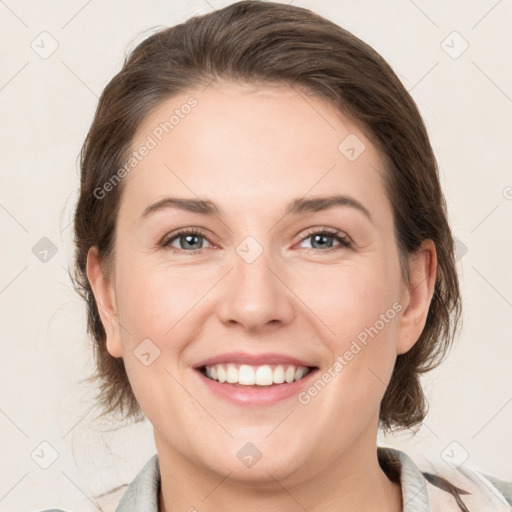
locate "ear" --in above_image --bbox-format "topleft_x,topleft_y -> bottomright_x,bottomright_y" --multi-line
397,239 -> 437,355
86,246 -> 123,358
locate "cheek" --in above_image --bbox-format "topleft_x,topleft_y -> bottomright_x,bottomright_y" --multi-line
289,264 -> 402,459
115,258 -> 208,336
113,257 -> 221,387
291,251 -> 402,402
291,252 -> 402,346
296,267 -> 402,420
112,262 -> 211,418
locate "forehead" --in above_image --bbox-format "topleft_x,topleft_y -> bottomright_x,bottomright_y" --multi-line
121,82 -> 389,219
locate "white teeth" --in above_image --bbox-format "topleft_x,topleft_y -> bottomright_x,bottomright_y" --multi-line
202,363 -> 311,386
285,366 -> 295,383
273,365 -> 285,384
295,367 -> 307,380
226,363 -> 238,383
239,364 -> 255,385
217,365 -> 227,383
255,365 -> 273,386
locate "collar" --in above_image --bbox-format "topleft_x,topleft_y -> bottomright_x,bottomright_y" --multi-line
114,448 -> 429,512
115,453 -> 160,512
114,447 -> 510,512
378,447 -> 430,512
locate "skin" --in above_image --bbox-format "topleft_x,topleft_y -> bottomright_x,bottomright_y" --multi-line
87,82 -> 436,512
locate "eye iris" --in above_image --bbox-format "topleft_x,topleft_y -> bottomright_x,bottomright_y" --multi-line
311,233 -> 334,249
181,234 -> 203,250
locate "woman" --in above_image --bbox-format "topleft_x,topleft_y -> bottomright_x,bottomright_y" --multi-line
56,1 -> 511,511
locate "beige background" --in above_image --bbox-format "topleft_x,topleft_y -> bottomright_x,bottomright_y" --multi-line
0,0 -> 511,510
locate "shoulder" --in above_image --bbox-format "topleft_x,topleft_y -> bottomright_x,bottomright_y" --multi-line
37,454 -> 160,512
378,446 -> 512,512
482,473 -> 512,506
113,453 -> 160,512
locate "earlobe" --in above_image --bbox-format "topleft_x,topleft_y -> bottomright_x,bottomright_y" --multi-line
86,246 -> 123,358
396,240 -> 437,355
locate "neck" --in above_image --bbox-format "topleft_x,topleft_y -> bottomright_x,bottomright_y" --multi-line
156,431 -> 402,512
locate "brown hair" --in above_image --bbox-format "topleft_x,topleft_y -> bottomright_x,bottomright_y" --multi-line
72,0 -> 461,431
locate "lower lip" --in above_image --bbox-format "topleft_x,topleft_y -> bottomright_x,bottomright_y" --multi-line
195,368 -> 319,406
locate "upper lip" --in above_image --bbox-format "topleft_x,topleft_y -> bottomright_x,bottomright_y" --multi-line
194,352 -> 318,369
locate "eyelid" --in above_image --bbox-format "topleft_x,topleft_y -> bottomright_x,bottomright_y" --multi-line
294,226 -> 353,251
160,227 -> 219,250
298,226 -> 351,242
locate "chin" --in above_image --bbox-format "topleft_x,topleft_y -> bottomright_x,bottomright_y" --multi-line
197,437 -> 309,485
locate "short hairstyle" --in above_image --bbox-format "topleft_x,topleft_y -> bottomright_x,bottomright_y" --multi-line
72,0 -> 462,431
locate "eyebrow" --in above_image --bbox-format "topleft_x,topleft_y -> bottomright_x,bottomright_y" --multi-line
139,194 -> 373,223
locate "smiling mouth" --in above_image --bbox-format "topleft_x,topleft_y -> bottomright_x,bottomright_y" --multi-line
198,363 -> 317,386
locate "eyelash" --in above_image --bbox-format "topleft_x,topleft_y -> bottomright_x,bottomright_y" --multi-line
160,227 -> 352,255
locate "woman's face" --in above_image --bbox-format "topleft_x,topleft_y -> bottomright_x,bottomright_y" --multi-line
88,82 -> 433,485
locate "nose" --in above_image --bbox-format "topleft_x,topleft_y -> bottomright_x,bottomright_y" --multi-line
216,247 -> 295,333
